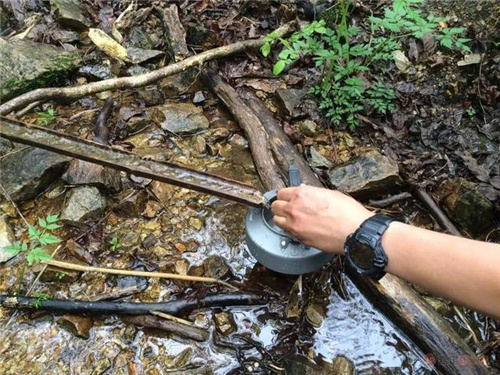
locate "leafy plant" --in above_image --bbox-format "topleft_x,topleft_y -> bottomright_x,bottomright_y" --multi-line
466,107 -> 476,117
3,213 -> 61,293
36,108 -> 56,126
32,291 -> 50,308
109,236 -> 120,252
262,0 -> 471,129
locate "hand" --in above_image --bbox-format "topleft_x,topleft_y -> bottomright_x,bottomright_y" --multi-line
271,186 -> 373,255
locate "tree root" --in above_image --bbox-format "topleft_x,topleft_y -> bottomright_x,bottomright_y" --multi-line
0,22 -> 295,116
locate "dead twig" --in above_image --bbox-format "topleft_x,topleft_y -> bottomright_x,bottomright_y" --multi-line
368,192 -> 412,208
41,259 -> 238,290
0,22 -> 295,116
150,310 -> 193,326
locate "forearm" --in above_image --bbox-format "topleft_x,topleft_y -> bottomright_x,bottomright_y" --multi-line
382,222 -> 500,319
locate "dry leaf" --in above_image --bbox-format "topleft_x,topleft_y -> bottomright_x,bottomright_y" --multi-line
392,50 -> 412,72
88,28 -> 128,61
457,54 -> 482,66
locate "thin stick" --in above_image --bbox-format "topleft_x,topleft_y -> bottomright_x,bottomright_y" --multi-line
368,192 -> 412,208
150,310 -> 193,326
41,259 -> 238,290
0,22 -> 295,115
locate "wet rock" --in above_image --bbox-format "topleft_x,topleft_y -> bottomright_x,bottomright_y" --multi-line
283,355 -> 355,375
0,215 -> 16,263
0,148 -> 70,202
435,178 -> 495,235
213,311 -> 236,336
50,0 -> 90,30
328,150 -> 402,199
136,87 -> 164,107
186,23 -> 214,46
141,234 -> 156,250
298,119 -> 317,137
57,314 -> 93,339
229,134 -> 248,149
192,135 -> 206,155
90,358 -> 111,375
306,302 -> 326,328
161,4 -> 189,58
113,190 -> 148,217
79,64 -> 115,80
127,65 -> 150,76
159,68 -> 199,97
193,91 -> 206,104
60,187 -> 107,225
175,259 -> 189,275
150,181 -> 174,204
203,128 -> 230,143
202,255 -> 231,279
309,147 -> 332,169
119,231 -> 141,250
127,47 -> 163,64
0,38 -> 81,100
0,8 -> 12,35
126,28 -> 154,49
286,276 -> 302,318
188,217 -> 203,230
127,115 -> 151,134
276,88 -> 307,117
62,160 -> 122,192
150,103 -> 209,134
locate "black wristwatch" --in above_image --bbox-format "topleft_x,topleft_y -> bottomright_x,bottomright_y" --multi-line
344,215 -> 395,280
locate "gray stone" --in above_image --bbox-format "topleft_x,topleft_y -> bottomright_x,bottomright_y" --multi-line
299,119 -> 317,136
159,68 -> 199,97
127,47 -> 164,64
0,38 -> 81,100
277,88 -> 307,117
193,91 -> 206,104
149,103 -> 209,134
435,178 -> 495,235
309,147 -> 332,169
62,160 -> 122,192
0,7 -> 12,36
50,0 -> 90,30
60,187 -> 107,225
0,215 -> 15,263
0,148 -> 71,202
186,23 -> 214,46
328,150 -> 402,199
162,4 -> 188,57
126,27 -> 153,49
79,64 -> 115,80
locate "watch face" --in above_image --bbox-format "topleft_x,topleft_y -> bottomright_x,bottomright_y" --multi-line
350,240 -> 374,270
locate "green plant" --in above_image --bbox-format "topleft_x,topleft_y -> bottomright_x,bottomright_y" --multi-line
3,213 -> 61,293
466,107 -> 476,117
262,0 -> 471,129
36,108 -> 56,126
32,291 -> 50,308
109,236 -> 120,252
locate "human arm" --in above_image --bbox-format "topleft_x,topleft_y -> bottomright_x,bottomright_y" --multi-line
271,186 -> 500,319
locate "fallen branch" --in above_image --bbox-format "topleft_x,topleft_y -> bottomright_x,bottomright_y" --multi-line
368,192 -> 413,208
41,259 -> 238,290
202,68 -> 285,190
412,188 -> 461,236
122,315 -> 208,342
0,23 -> 295,116
150,310 -> 193,326
238,90 -> 488,375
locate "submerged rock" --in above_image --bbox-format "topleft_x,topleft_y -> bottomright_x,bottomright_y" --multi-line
202,255 -> 231,279
0,38 -> 81,100
305,302 -> 326,328
0,148 -> 71,202
283,355 -> 355,375
60,186 -> 107,225
0,215 -> 15,263
214,311 -> 236,336
149,103 -> 209,134
50,0 -> 90,30
57,314 -> 93,339
435,178 -> 495,235
328,150 -> 402,199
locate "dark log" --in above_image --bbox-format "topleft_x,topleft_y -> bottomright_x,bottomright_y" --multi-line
0,293 -> 267,315
94,96 -> 114,145
238,90 -> 488,375
0,116 -> 265,207
201,68 -> 285,190
122,315 -> 209,342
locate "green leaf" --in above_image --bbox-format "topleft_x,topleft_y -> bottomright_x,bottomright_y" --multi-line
261,43 -> 271,57
3,242 -> 21,256
27,248 -> 52,265
45,223 -> 62,230
21,242 -> 28,252
38,217 -> 47,228
273,60 -> 286,75
46,213 -> 60,224
39,233 -> 61,245
278,49 -> 291,59
440,37 -> 453,48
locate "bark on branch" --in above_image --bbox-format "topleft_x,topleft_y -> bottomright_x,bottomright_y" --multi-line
0,23 -> 295,116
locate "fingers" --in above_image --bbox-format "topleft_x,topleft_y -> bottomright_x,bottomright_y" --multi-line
270,200 -> 288,216
272,215 -> 289,230
277,187 -> 298,201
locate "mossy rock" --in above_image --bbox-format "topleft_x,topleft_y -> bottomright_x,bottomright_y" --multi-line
0,38 -> 81,101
